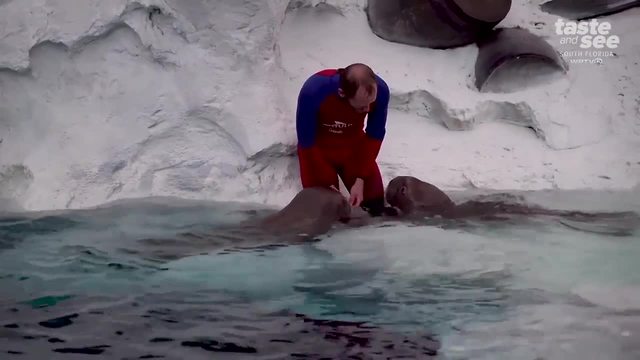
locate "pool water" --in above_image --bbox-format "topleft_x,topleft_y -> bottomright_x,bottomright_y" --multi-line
1,193 -> 639,359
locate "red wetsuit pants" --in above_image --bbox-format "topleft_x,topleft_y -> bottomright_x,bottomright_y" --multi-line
297,142 -> 385,212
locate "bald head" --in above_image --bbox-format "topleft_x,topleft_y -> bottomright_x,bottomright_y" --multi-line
337,63 -> 378,113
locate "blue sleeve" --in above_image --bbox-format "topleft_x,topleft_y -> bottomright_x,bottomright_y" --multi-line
296,74 -> 335,148
365,75 -> 390,141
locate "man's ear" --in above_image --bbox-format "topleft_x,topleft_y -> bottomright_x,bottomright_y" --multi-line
400,185 -> 408,195
337,88 -> 345,98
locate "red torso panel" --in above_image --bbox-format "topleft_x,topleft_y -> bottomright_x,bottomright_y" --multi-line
315,94 -> 367,148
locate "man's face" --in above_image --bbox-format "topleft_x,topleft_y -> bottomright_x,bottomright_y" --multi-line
347,85 -> 377,113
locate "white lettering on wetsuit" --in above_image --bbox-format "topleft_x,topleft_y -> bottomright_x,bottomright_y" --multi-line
322,120 -> 352,134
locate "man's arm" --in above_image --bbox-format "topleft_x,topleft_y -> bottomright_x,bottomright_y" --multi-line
296,74 -> 336,187
354,75 -> 390,180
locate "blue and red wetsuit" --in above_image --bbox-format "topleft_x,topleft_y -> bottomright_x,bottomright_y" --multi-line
296,69 -> 390,211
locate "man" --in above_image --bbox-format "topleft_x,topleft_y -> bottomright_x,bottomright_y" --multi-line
295,63 -> 396,217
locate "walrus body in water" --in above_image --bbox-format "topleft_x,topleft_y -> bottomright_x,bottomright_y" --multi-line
134,187 -> 353,260
258,186 -> 352,238
385,176 -> 638,222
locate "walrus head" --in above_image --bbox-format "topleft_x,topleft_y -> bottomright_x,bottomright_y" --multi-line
385,176 -> 456,216
385,176 -> 419,215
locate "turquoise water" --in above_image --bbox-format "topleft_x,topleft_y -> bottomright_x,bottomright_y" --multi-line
1,194 -> 639,359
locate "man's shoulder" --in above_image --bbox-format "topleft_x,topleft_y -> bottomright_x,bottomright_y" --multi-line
300,69 -> 339,97
373,74 -> 390,107
315,69 -> 339,77
374,73 -> 389,95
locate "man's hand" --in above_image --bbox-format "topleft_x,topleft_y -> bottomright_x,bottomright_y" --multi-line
349,178 -> 364,207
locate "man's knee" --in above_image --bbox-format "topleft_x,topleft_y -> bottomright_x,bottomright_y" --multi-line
361,197 -> 383,216
362,171 -> 385,200
360,197 -> 398,217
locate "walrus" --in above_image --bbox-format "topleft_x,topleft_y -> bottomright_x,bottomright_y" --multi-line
385,175 -> 639,222
366,0 -> 512,49
132,187 -> 353,261
385,176 -> 456,217
258,186 -> 352,238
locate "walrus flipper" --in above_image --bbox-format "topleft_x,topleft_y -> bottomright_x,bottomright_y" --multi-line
474,27 -> 567,93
